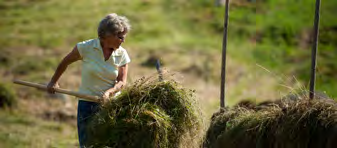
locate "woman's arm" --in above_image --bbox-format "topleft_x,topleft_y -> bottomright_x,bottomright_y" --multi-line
116,63 -> 128,89
47,46 -> 82,93
103,64 -> 128,99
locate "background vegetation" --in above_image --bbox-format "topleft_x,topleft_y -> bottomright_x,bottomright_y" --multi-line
0,0 -> 335,147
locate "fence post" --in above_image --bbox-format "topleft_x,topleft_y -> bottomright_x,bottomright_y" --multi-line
220,0 -> 229,108
309,0 -> 321,100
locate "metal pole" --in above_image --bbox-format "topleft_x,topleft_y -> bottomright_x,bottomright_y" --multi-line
309,0 -> 321,100
220,0 -> 229,108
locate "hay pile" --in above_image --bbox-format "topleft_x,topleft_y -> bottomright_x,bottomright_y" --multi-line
203,95 -> 337,148
85,76 -> 202,148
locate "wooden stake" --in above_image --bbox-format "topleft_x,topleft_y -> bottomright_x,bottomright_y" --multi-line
220,0 -> 229,108
309,0 -> 321,99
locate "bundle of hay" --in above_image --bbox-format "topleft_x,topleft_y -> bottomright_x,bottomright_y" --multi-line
86,76 -> 202,148
203,95 -> 337,148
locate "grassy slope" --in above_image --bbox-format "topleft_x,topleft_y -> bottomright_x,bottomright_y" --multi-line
0,0 -> 336,147
210,0 -> 337,98
0,111 -> 77,147
0,0 -> 228,146
253,0 -> 337,98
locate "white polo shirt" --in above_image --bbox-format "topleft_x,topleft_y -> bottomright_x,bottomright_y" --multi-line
76,38 -> 131,99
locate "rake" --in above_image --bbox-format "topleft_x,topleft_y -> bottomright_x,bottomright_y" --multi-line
13,80 -> 101,103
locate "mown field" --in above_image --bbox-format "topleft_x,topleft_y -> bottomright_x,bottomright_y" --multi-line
0,0 -> 336,147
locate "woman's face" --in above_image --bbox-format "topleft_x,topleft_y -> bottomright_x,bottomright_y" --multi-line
102,30 -> 127,50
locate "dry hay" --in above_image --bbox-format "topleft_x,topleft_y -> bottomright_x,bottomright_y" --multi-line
85,76 -> 203,148
203,94 -> 337,148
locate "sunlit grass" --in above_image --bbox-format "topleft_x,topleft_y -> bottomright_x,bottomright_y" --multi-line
0,111 -> 77,148
0,0 -> 336,146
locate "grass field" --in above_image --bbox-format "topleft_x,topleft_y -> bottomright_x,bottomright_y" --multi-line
0,111 -> 77,147
0,0 -> 336,147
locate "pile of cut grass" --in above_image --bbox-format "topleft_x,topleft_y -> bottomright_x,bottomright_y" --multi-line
85,76 -> 203,148
203,94 -> 337,148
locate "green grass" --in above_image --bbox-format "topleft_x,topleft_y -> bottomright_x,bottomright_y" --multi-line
0,0 -> 336,146
254,0 -> 337,97
0,111 -> 77,148
1,0 -> 335,104
0,0 -> 219,51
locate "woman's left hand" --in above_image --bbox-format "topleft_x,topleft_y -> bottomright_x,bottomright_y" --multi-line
101,89 -> 116,103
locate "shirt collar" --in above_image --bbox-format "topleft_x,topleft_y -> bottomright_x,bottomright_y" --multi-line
94,38 -> 123,56
93,38 -> 102,50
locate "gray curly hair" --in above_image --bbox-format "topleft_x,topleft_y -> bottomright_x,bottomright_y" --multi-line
97,13 -> 131,38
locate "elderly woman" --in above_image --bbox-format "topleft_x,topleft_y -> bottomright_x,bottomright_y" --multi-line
47,13 -> 131,147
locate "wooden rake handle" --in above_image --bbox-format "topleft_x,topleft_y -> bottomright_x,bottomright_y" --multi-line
13,80 -> 101,103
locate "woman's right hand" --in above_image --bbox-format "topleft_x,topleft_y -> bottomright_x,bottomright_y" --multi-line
47,82 -> 59,94
46,45 -> 81,94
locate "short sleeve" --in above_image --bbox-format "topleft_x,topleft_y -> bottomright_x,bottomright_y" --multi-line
113,47 -> 131,67
77,42 -> 86,59
76,39 -> 94,59
119,49 -> 131,66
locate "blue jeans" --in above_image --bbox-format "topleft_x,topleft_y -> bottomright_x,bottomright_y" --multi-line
77,100 -> 100,147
